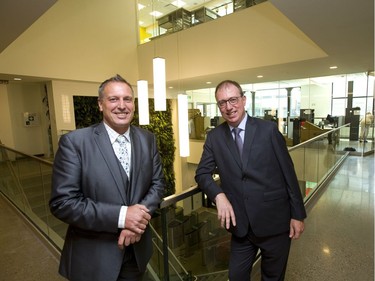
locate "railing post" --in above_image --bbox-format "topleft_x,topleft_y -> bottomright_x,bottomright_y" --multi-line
161,207 -> 169,281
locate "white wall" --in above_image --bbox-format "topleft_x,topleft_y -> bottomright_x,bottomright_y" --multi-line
49,80 -> 99,154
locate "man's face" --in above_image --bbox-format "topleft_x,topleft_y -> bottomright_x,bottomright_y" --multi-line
216,83 -> 246,127
98,81 -> 135,134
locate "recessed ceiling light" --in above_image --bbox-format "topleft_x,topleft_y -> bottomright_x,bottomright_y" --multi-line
150,11 -> 162,17
206,81 -> 212,84
257,75 -> 263,78
329,66 -> 338,69
138,4 -> 145,10
14,77 -> 22,81
172,0 -> 186,7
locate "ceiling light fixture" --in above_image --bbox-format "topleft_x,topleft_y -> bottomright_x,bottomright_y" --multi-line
137,80 -> 149,125
178,94 -> 189,157
138,3 -> 145,10
153,57 -> 166,111
150,11 -> 162,17
172,0 -> 186,8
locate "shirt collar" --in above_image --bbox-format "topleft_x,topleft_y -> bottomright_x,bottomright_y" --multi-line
103,123 -> 130,144
229,113 -> 248,131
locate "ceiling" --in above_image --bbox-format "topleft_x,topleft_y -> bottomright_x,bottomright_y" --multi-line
0,0 -> 373,89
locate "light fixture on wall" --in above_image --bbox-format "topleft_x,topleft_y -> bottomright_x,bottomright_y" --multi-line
178,93 -> 189,157
137,80 -> 149,125
153,57 -> 166,111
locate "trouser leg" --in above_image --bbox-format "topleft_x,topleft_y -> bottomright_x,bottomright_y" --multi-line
259,232 -> 291,281
228,234 -> 258,281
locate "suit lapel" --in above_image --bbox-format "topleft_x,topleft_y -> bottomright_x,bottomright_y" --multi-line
128,126 -> 141,204
242,116 -> 257,168
93,123 -> 127,203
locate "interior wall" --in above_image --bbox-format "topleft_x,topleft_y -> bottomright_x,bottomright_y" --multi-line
0,84 -> 15,147
5,83 -> 46,155
49,79 -> 99,154
0,0 -> 139,84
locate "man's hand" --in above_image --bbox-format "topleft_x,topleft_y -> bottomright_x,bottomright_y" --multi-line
125,204 -> 151,234
289,219 -> 305,239
215,193 -> 236,229
118,229 -> 141,250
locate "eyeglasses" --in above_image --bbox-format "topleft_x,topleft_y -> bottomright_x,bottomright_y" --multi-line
217,96 -> 243,108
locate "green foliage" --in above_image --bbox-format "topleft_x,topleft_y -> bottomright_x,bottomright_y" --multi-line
133,99 -> 176,197
73,96 -> 102,128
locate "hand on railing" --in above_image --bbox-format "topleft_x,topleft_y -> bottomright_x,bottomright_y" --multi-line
215,193 -> 236,229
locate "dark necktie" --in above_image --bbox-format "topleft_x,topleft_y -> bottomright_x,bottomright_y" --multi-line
233,127 -> 243,155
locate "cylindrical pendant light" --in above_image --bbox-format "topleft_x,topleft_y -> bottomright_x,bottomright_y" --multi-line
137,80 -> 149,125
153,57 -> 166,111
178,94 -> 189,157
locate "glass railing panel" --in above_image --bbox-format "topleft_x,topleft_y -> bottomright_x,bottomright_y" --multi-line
154,187 -> 232,280
137,0 -> 267,44
0,124 -> 352,281
0,144 -> 67,249
0,149 -> 31,212
289,125 -> 349,202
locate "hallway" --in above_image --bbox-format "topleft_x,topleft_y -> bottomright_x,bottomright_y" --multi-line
0,153 -> 373,281
285,153 -> 374,280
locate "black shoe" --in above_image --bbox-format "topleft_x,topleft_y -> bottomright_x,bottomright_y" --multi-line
364,140 -> 368,143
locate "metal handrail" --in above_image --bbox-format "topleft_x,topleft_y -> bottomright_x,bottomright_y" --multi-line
288,123 -> 350,152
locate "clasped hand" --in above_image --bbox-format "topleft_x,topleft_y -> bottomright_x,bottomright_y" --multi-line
118,204 -> 151,250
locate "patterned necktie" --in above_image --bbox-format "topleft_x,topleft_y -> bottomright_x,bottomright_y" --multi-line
233,127 -> 243,155
116,135 -> 130,177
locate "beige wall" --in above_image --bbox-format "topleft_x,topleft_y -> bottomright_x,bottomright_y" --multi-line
0,83 -> 50,156
0,84 -> 15,147
0,0 -> 139,84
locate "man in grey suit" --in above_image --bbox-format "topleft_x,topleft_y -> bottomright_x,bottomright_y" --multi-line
195,80 -> 306,281
50,74 -> 165,281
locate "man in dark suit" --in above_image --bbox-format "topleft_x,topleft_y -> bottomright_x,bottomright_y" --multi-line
49,74 -> 165,281
195,80 -> 306,281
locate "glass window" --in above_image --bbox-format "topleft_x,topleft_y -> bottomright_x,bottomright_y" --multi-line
331,98 -> 346,116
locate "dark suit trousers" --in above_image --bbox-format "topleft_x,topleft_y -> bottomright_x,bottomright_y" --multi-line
228,229 -> 291,281
117,245 -> 144,281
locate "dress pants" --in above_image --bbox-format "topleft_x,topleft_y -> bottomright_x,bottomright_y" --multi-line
117,245 -> 144,281
228,229 -> 291,281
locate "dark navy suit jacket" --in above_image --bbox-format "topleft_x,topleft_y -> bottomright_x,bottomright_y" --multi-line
195,115 -> 306,238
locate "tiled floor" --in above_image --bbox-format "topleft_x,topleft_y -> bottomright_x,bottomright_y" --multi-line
0,195 -> 65,281
0,150 -> 373,281
284,152 -> 374,281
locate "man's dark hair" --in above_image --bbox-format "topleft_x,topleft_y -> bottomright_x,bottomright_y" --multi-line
98,74 -> 134,99
215,80 -> 244,97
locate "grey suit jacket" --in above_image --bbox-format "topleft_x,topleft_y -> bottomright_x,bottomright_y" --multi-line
195,115 -> 306,238
49,122 -> 165,281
